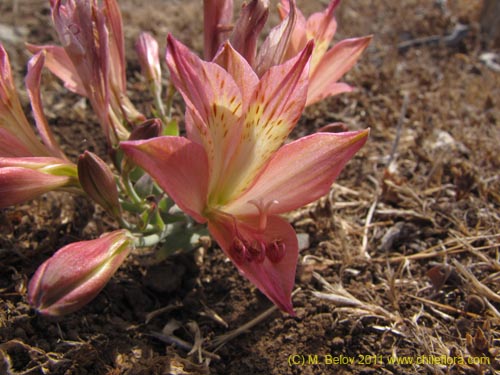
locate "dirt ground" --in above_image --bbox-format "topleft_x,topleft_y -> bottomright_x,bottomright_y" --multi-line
1,0 -> 499,374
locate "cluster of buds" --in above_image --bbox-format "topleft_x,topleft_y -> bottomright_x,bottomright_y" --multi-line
2,0 -> 371,316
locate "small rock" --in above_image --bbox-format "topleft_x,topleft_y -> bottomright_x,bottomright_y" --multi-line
0,23 -> 28,44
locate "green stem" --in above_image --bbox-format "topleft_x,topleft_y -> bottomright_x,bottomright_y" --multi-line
164,83 -> 175,119
133,226 -> 170,248
153,89 -> 166,119
123,171 -> 142,205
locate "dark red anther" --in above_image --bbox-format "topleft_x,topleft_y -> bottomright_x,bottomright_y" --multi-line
266,240 -> 286,263
246,241 -> 266,263
229,237 -> 247,264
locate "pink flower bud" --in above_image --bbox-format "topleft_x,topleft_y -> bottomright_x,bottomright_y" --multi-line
136,33 -> 161,92
0,157 -> 78,208
77,151 -> 121,217
28,230 -> 133,316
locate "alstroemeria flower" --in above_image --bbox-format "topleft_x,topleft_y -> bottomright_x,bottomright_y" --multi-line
120,36 -> 369,314
204,0 -> 370,106
278,0 -> 372,106
28,230 -> 133,316
27,0 -> 145,146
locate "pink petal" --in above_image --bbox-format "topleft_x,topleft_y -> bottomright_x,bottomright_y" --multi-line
229,0 -> 269,67
255,0 -> 298,76
25,52 -> 67,160
306,0 -> 339,47
308,36 -> 372,106
208,214 -> 298,314
277,0 -> 308,60
226,129 -> 369,216
213,42 -> 259,107
25,44 -> 86,96
0,167 -> 70,208
0,129 -> 35,157
0,156 -> 70,168
136,32 -> 161,88
166,35 -> 245,192
219,42 -> 313,203
0,45 -> 50,156
120,137 -> 209,223
103,0 -> 127,92
166,35 -> 243,123
203,0 -> 234,60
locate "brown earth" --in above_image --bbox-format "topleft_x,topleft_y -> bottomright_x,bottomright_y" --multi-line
1,0 -> 499,374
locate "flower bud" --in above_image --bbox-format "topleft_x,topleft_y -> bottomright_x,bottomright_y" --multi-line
28,230 -> 133,316
136,33 -> 161,93
128,118 -> 162,141
77,151 -> 121,217
0,157 -> 78,208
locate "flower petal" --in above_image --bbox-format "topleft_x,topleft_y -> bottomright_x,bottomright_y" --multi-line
218,42 -> 313,204
0,156 -> 71,169
0,45 -> 50,156
166,35 -> 244,194
226,129 -> 369,216
103,0 -> 127,92
0,129 -> 35,157
120,137 -> 209,222
305,0 -> 339,69
25,52 -> 68,160
255,0 -> 298,76
0,167 -> 71,208
229,0 -> 269,67
208,214 -> 298,314
25,44 -> 86,97
136,32 -> 161,91
213,42 -> 259,106
203,0 -> 234,60
308,36 -> 372,106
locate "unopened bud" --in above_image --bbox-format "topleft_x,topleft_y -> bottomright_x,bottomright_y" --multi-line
28,230 -> 133,316
0,157 -> 77,208
77,151 -> 121,217
136,32 -> 161,92
128,118 -> 162,141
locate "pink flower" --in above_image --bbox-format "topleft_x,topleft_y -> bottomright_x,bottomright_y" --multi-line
278,0 -> 372,105
120,36 -> 369,314
28,230 -> 133,316
204,0 -> 371,106
27,0 -> 145,146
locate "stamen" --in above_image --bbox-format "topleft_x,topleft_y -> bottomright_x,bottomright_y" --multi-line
266,240 -> 286,263
246,241 -> 266,263
248,199 -> 279,232
229,237 -> 247,264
